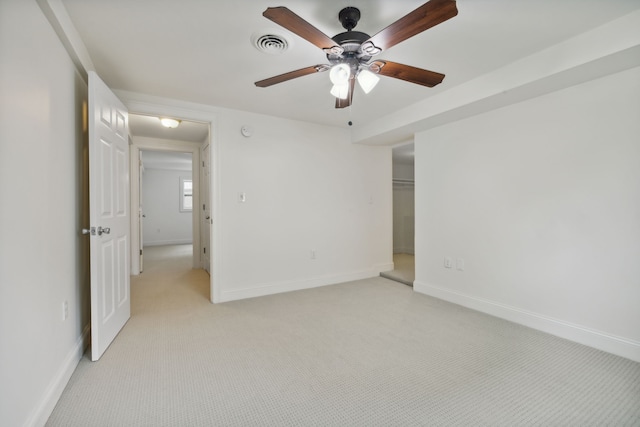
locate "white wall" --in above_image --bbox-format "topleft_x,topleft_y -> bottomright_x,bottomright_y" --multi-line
0,1 -> 90,426
414,66 -> 640,361
215,111 -> 393,302
142,169 -> 193,246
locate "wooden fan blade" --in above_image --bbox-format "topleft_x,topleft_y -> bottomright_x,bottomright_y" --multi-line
255,65 -> 328,88
376,60 -> 445,87
335,77 -> 356,109
362,0 -> 457,54
263,7 -> 340,51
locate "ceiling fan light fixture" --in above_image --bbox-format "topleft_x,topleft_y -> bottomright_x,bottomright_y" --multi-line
257,2 -> 458,108
357,69 -> 380,94
330,84 -> 349,100
160,118 -> 181,128
329,63 -> 351,85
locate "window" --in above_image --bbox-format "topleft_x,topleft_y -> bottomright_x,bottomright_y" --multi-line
180,177 -> 193,212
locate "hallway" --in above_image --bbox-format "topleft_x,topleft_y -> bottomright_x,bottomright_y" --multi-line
135,244 -> 210,304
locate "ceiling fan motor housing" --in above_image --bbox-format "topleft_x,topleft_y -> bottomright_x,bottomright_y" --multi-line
339,7 -> 361,31
327,30 -> 372,71
329,8 -> 375,73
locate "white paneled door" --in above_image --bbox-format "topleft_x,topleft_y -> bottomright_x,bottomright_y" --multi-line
88,72 -> 130,361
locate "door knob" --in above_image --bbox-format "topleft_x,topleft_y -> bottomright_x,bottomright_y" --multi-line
82,227 -> 110,236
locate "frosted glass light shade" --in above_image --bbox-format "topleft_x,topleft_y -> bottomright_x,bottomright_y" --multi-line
160,118 -> 181,128
329,63 -> 351,85
330,84 -> 349,99
357,69 -> 380,94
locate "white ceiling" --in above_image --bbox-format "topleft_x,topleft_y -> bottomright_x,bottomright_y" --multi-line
60,0 -> 638,133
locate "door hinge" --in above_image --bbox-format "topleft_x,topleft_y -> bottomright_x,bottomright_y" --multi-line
140,249 -> 143,255
203,204 -> 206,210
203,247 -> 206,254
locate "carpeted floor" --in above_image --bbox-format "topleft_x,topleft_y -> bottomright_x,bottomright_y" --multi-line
46,245 -> 640,426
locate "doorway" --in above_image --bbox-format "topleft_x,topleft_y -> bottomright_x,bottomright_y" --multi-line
381,142 -> 415,286
128,113 -> 212,294
121,97 -> 219,303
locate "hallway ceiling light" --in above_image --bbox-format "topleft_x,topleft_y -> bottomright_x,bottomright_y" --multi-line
160,118 -> 181,128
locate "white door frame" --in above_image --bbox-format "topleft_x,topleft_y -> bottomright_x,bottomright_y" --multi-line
200,142 -> 211,274
121,94 -> 220,303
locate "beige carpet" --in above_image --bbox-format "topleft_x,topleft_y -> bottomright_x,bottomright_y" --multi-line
47,245 -> 640,426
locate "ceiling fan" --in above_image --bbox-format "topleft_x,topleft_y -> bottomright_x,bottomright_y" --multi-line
255,0 -> 458,109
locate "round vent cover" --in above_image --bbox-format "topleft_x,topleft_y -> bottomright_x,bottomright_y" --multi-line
252,32 -> 291,54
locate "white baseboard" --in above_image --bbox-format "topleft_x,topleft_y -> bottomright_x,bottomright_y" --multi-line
414,281 -> 640,363
25,324 -> 90,427
219,269 -> 380,302
143,239 -> 192,247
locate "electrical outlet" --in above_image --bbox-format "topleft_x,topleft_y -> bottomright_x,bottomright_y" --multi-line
456,258 -> 465,271
62,300 -> 68,321
444,257 -> 453,268
310,250 -> 316,260
238,192 -> 246,203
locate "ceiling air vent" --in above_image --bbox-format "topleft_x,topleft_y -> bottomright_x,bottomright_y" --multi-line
252,32 -> 291,54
